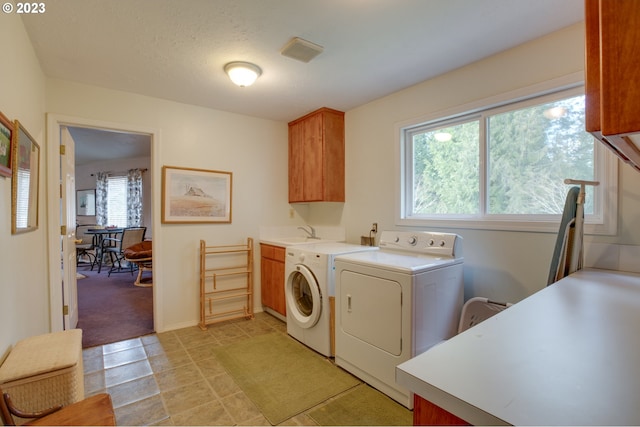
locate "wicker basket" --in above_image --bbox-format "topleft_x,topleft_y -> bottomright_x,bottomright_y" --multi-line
0,329 -> 84,413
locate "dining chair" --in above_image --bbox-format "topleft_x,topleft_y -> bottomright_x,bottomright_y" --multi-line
74,224 -> 97,269
101,227 -> 146,276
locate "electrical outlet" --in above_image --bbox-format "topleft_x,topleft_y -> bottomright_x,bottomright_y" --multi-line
371,222 -> 378,233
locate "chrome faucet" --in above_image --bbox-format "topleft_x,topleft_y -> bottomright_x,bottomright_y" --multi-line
298,225 -> 319,239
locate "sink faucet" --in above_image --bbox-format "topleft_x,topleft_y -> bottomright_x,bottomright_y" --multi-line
298,225 -> 319,239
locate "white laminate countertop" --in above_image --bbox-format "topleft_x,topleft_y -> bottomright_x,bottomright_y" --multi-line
396,268 -> 640,426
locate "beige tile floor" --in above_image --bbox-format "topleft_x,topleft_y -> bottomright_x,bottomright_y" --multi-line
83,312 -> 363,426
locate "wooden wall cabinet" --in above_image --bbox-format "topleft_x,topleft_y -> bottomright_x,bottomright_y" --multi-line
585,0 -> 640,172
260,243 -> 286,317
288,107 -> 345,203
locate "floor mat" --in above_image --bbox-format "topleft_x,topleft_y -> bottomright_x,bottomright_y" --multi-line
212,333 -> 360,425
308,383 -> 413,426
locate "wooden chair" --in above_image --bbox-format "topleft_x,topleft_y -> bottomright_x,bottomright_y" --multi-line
0,389 -> 115,426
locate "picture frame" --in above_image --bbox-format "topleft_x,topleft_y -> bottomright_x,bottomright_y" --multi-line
76,189 -> 96,216
161,165 -> 232,223
11,120 -> 40,234
0,111 -> 13,178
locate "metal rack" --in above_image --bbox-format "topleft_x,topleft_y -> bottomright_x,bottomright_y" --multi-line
199,238 -> 254,330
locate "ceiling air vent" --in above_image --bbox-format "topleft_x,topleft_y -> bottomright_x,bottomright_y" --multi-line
280,37 -> 324,63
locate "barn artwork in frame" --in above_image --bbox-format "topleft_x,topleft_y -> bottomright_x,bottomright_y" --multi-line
161,165 -> 232,223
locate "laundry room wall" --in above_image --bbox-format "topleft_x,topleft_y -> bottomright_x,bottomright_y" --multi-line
0,13 -> 49,358
341,22 -> 640,304
46,78 -> 289,332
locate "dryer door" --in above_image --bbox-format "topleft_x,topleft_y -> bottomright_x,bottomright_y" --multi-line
286,264 -> 322,329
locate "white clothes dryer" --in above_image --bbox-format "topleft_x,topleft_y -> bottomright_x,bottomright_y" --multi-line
285,242 -> 378,357
334,231 -> 464,408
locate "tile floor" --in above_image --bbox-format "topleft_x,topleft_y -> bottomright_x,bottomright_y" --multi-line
83,312 -> 363,426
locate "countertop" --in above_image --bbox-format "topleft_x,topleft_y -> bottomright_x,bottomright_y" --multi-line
396,268 -> 640,425
259,237 -> 341,247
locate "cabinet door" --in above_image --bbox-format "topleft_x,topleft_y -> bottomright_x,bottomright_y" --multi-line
585,0 -> 640,170
260,256 -> 274,309
322,110 -> 345,202
302,112 -> 324,201
270,257 -> 286,316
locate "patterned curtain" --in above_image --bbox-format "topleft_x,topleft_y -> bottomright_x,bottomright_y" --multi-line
127,168 -> 143,227
95,172 -> 109,226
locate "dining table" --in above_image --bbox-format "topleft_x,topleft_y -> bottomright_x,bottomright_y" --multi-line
85,228 -> 123,273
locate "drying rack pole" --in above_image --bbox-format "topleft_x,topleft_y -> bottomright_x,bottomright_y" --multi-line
563,179 -> 600,274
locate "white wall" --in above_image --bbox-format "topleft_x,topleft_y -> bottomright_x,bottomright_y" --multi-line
0,14 -> 48,360
341,22 -> 640,303
45,79 -> 291,331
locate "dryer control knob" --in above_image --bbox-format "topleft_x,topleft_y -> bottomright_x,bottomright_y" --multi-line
408,236 -> 417,245
439,240 -> 446,247
428,239 -> 435,246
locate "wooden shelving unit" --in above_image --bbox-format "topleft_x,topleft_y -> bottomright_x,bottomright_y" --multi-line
199,238 -> 254,330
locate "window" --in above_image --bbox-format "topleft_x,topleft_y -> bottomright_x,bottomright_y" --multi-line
106,175 -> 127,228
399,81 -> 617,234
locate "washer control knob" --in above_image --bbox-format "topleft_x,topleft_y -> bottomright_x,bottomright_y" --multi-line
439,240 -> 446,247
428,239 -> 435,246
408,236 -> 417,245
394,236 -> 400,243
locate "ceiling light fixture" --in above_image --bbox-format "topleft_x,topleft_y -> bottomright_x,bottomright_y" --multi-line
224,61 -> 262,87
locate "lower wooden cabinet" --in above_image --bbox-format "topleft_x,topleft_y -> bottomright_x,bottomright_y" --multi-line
260,244 -> 286,316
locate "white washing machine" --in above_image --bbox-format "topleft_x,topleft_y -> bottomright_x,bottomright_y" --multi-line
334,231 -> 464,409
285,242 -> 378,357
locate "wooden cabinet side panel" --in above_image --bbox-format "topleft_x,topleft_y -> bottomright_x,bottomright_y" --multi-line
322,110 -> 345,202
413,395 -> 470,426
600,0 -> 640,135
288,122 -> 305,203
584,0 -> 601,133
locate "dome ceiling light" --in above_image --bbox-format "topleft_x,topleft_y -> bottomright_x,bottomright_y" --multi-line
224,61 -> 262,87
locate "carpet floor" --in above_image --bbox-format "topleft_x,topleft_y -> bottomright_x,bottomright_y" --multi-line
212,332 -> 361,425
76,265 -> 153,348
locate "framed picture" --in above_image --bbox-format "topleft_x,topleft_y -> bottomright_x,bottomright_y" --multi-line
161,165 -> 232,223
0,111 -> 13,178
11,120 -> 40,234
76,189 -> 96,216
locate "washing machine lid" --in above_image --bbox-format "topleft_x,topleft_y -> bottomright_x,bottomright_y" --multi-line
335,250 -> 462,274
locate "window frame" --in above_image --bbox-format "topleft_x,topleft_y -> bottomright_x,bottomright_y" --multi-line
395,73 -> 618,235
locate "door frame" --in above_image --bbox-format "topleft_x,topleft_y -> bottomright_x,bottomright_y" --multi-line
46,113 -> 163,333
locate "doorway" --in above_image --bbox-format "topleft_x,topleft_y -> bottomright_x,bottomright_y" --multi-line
70,126 -> 153,347
46,114 -> 162,340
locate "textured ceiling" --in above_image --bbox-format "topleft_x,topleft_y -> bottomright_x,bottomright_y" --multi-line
22,0 -> 584,124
